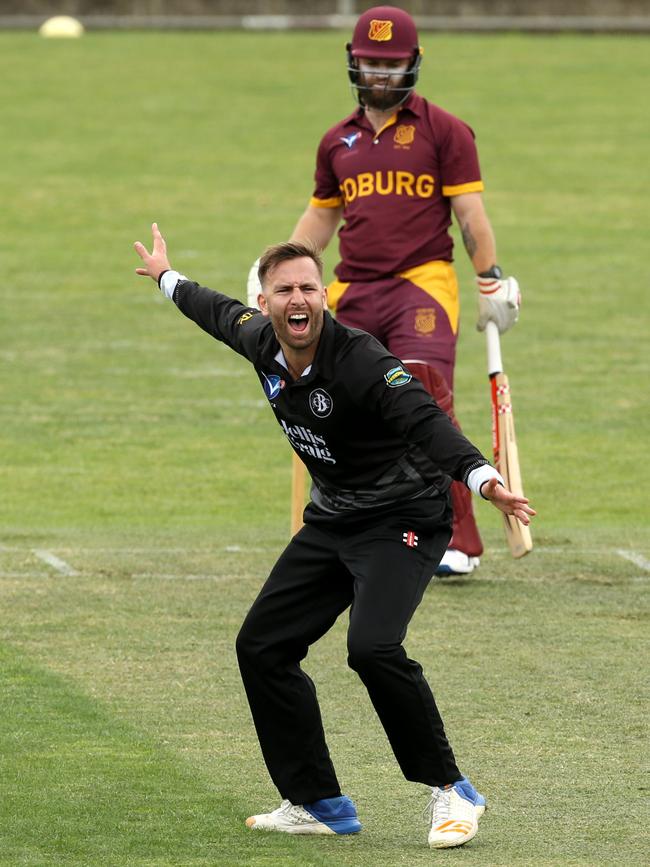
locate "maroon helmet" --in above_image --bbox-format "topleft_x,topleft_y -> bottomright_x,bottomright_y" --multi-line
350,5 -> 420,59
346,6 -> 423,108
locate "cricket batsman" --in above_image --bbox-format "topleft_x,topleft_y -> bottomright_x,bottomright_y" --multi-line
248,5 -> 522,575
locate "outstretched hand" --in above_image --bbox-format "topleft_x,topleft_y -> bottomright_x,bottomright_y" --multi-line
481,477 -> 536,526
134,222 -> 172,282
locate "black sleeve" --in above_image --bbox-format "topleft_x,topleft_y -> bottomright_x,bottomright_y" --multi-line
345,336 -> 489,485
171,279 -> 267,364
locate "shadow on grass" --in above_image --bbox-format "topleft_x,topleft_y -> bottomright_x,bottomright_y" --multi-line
0,642 -> 363,866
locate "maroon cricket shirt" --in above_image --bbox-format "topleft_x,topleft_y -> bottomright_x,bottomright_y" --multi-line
311,92 -> 484,282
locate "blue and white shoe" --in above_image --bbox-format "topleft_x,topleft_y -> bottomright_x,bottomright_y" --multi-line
435,549 -> 480,576
427,776 -> 486,848
246,795 -> 361,835
455,776 -> 486,817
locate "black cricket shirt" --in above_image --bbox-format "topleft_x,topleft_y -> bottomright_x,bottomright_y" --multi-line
171,279 -> 490,523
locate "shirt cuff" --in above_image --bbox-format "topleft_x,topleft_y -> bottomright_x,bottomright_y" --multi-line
467,465 -> 504,498
159,270 -> 187,300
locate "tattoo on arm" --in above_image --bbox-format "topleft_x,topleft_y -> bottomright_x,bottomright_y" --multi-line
461,222 -> 477,258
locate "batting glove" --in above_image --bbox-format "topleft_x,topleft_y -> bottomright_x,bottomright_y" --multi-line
246,258 -> 262,309
476,271 -> 521,334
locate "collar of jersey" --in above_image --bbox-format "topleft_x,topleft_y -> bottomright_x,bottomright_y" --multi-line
274,348 -> 312,379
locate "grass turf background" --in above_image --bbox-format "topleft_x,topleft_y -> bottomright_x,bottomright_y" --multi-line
0,30 -> 648,865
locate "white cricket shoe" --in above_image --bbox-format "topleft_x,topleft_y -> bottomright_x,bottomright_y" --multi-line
435,549 -> 480,576
427,777 -> 485,849
245,795 -> 361,835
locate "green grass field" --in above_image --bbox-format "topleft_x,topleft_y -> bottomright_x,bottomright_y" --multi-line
0,29 -> 648,866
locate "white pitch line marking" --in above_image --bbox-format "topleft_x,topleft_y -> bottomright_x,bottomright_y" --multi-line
131,573 -> 237,582
616,550 -> 650,572
33,549 -> 78,576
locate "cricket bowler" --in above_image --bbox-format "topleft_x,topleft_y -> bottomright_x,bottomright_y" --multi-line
134,224 -> 534,849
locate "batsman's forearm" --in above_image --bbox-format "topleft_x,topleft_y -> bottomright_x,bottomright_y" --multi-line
461,216 -> 497,274
290,204 -> 342,252
452,192 -> 497,273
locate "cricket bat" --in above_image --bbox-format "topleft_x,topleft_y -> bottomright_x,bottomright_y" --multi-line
291,453 -> 307,535
485,320 -> 533,558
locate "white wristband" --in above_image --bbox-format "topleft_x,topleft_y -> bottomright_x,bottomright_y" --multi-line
159,270 -> 187,300
467,464 -> 504,498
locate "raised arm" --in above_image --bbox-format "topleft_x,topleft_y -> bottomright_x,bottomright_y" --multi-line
134,222 -> 172,282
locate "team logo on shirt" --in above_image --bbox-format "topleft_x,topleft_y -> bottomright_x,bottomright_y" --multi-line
368,19 -> 393,42
237,311 -> 256,325
340,132 -> 361,149
384,365 -> 412,388
402,530 -> 419,548
394,125 -> 415,147
415,308 -> 436,335
261,372 -> 284,400
309,388 -> 333,418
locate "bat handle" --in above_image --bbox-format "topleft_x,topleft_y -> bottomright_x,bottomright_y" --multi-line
485,320 -> 503,376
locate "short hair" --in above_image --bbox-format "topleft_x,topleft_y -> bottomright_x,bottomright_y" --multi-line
257,241 -> 323,289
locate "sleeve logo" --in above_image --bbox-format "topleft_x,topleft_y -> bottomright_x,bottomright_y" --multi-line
237,311 -> 255,326
384,365 -> 412,388
340,132 -> 362,149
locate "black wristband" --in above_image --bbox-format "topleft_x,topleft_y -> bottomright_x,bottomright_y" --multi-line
478,265 -> 502,279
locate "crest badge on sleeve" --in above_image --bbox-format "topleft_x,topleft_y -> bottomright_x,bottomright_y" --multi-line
384,365 -> 412,388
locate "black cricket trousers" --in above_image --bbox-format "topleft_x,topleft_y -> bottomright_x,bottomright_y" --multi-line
235,510 -> 462,804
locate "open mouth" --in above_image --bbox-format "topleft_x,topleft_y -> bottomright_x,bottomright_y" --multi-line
288,313 -> 309,333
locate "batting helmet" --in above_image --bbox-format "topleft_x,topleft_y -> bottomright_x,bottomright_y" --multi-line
346,6 -> 423,108
349,5 -> 419,59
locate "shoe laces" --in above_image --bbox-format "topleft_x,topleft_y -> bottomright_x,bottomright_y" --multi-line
424,785 -> 452,825
274,799 -> 315,824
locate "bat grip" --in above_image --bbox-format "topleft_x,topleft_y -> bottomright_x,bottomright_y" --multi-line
485,320 -> 503,376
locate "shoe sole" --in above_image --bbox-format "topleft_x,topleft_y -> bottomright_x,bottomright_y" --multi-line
246,817 -> 361,835
429,820 -> 478,849
319,817 -> 362,834
435,566 -> 475,576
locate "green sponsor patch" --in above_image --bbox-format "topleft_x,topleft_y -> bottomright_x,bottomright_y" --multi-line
384,365 -> 412,387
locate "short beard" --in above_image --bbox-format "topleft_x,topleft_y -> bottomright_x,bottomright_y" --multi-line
356,72 -> 408,111
357,85 -> 403,111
